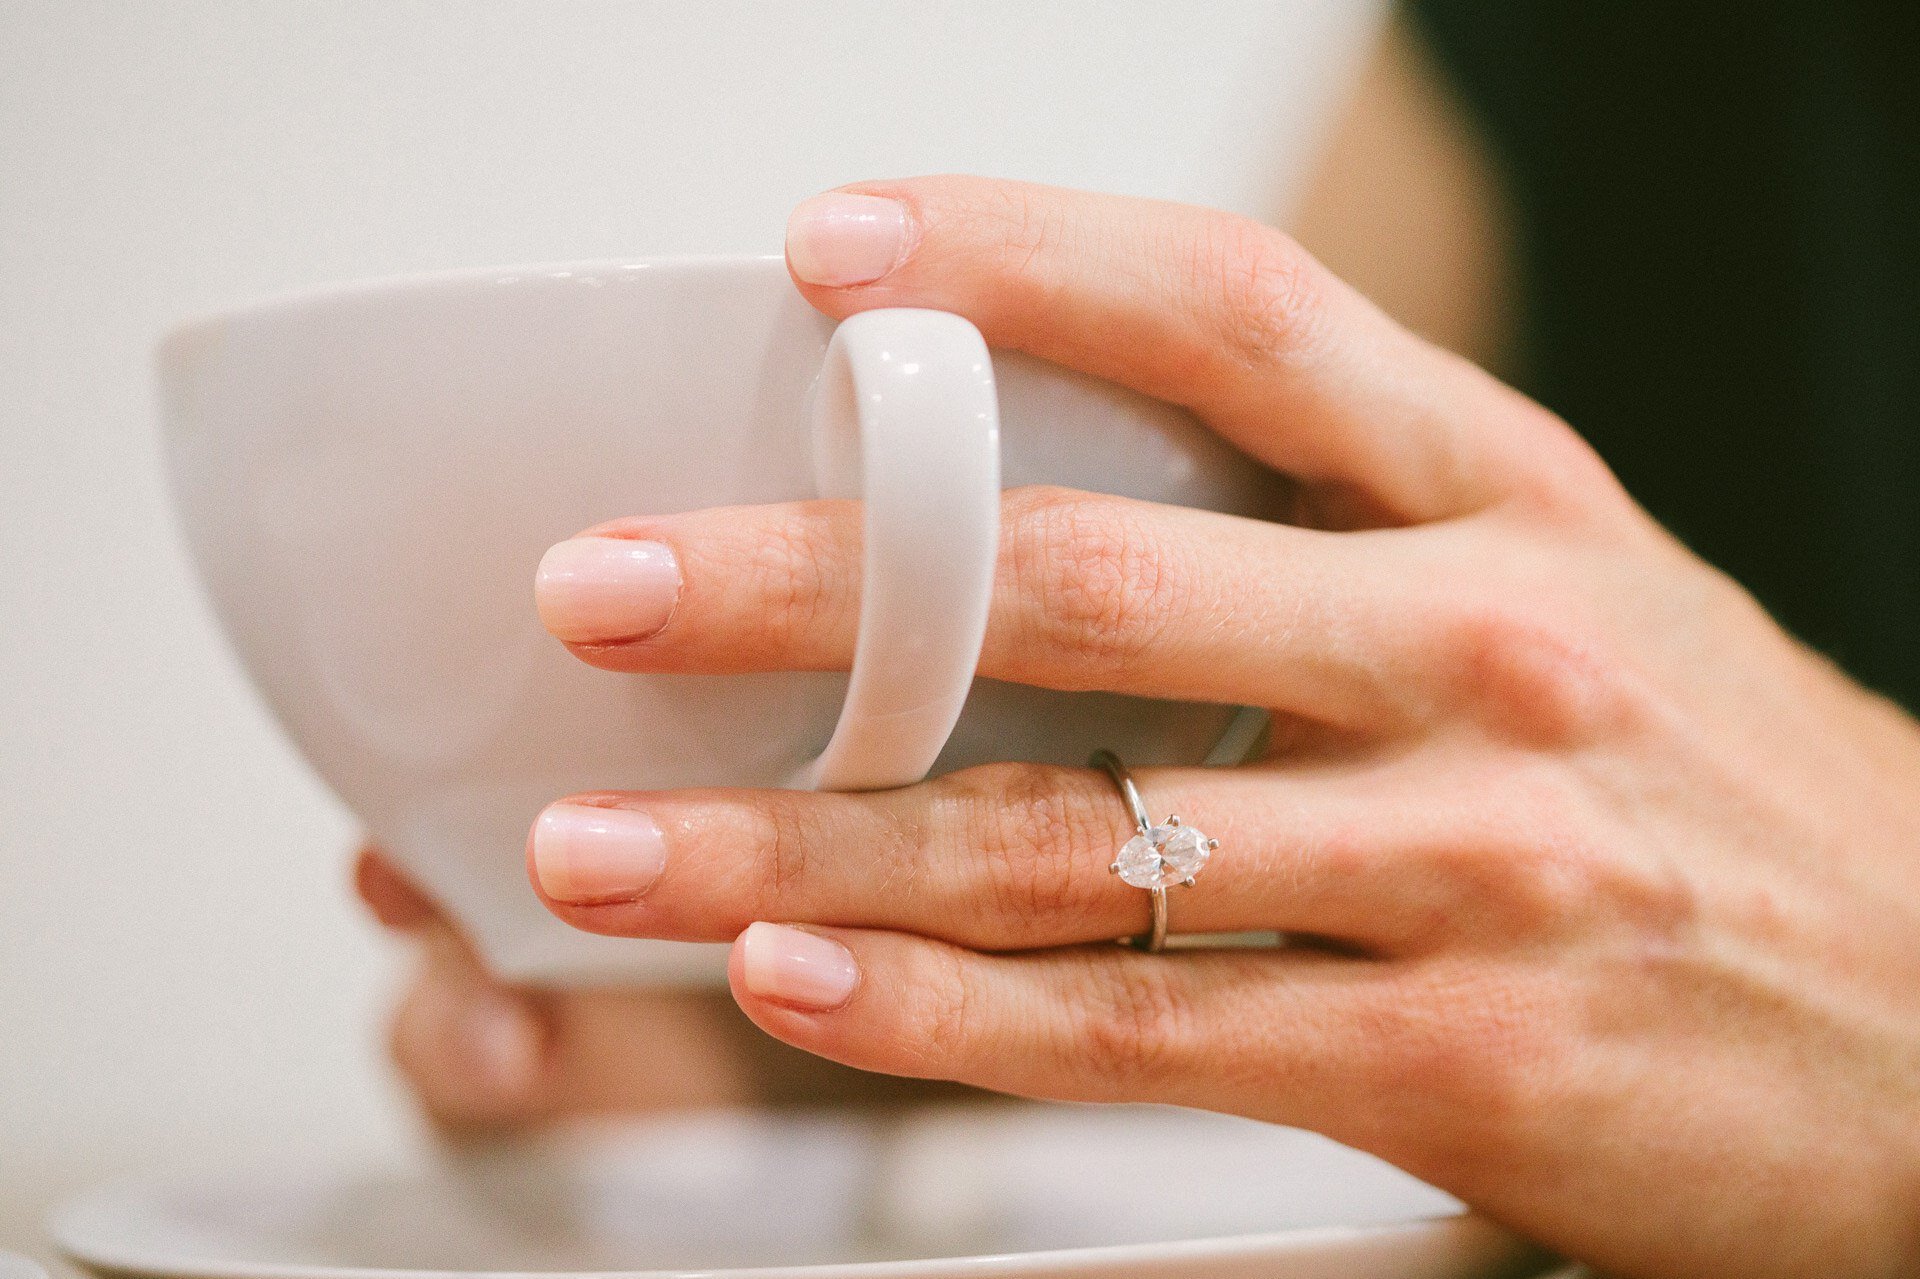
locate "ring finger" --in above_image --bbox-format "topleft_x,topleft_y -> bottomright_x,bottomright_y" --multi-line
528,759 -> 1515,957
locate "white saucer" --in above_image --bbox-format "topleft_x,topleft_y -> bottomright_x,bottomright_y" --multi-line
52,1105 -> 1546,1279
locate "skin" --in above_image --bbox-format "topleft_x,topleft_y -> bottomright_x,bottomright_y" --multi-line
363,15 -> 1491,1136
1285,15 -> 1516,377
355,849 -> 978,1126
359,33 -> 1920,1279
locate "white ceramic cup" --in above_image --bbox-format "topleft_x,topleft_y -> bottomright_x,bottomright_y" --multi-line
159,256 -> 1282,983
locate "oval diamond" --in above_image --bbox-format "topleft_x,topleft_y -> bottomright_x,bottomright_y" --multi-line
1115,822 -> 1213,889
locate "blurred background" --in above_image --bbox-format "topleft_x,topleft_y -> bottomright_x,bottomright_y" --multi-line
0,0 -> 1386,1253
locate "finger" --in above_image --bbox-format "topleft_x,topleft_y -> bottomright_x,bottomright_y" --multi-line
724,922 -> 1405,1134
537,486 -> 1439,729
387,925 -> 552,1129
353,845 -> 442,931
528,760 -> 1516,957
389,938 -> 758,1130
785,176 -> 1613,524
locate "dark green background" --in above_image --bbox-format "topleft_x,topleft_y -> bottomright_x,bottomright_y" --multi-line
1407,0 -> 1918,709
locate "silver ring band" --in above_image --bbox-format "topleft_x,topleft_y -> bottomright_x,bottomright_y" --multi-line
1092,749 -> 1215,954
1095,748 -> 1154,832
1138,880 -> 1170,954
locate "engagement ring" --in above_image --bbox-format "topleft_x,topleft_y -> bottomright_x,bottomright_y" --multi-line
1092,749 -> 1218,953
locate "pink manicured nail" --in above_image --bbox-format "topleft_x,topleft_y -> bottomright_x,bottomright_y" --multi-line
532,803 -> 667,903
536,537 -> 681,644
786,193 -> 909,287
739,922 -> 859,1010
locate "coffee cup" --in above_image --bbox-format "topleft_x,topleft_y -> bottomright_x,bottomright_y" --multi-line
159,256 -> 1281,982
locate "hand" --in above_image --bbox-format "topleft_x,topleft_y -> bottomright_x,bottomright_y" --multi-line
353,847 -> 750,1132
521,177 -> 1920,1278
354,849 -> 957,1134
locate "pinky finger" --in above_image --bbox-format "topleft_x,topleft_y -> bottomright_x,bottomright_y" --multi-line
727,922 -> 1397,1132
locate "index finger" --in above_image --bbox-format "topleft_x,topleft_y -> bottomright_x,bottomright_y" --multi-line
785,176 -> 1612,524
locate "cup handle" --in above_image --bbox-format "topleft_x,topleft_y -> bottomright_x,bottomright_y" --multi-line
787,308 -> 1001,791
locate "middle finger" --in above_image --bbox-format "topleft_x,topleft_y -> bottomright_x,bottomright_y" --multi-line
538,485 -> 1446,732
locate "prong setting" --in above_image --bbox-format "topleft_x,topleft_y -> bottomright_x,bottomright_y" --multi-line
1112,815 -> 1217,890
1091,751 -> 1219,953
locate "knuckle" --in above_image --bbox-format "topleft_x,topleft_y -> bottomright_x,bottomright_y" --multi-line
1483,843 -> 1600,940
728,509 -> 842,649
944,763 -> 1113,927
1439,772 -> 1606,936
1444,597 -> 1651,748
1559,822 -> 1702,942
1180,214 -> 1327,371
1440,770 -> 1699,943
1005,488 -> 1183,685
1500,404 -> 1640,526
906,176 -> 1064,279
1075,952 -> 1192,1092
977,184 -> 1065,276
746,792 -> 818,904
900,943 -> 978,1076
1366,964 -> 1569,1143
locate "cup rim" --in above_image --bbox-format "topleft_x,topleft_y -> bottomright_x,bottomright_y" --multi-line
157,252 -> 789,362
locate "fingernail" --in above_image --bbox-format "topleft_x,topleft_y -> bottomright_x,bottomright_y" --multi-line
536,537 -> 681,644
786,193 -> 909,287
739,922 -> 859,1011
532,803 -> 667,903
453,988 -> 544,1105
